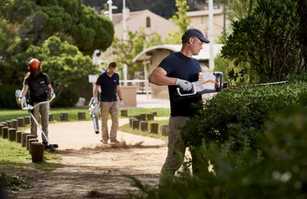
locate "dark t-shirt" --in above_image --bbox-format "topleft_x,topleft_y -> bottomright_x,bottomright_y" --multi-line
96,72 -> 120,102
24,72 -> 50,103
159,52 -> 202,117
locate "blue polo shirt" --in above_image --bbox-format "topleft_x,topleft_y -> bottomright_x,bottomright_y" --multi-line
96,72 -> 120,102
159,52 -> 202,117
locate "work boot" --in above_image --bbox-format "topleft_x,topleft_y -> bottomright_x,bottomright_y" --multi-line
110,139 -> 120,144
43,141 -> 57,151
43,141 -> 48,148
100,139 -> 108,144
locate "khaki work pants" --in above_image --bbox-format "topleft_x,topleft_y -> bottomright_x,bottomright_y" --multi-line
160,116 -> 202,185
100,101 -> 119,142
31,102 -> 49,143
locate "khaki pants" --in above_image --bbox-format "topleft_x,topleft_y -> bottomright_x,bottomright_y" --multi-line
160,116 -> 202,184
31,102 -> 49,143
100,101 -> 119,142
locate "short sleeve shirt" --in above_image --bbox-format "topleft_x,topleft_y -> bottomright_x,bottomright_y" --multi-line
159,52 -> 202,117
96,72 -> 120,102
24,72 -> 50,103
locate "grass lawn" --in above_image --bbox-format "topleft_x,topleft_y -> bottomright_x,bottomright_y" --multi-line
119,119 -> 169,140
126,108 -> 170,117
0,107 -> 170,122
0,110 -> 28,122
0,138 -> 60,191
0,108 -> 90,122
0,138 -> 31,164
0,138 -> 59,168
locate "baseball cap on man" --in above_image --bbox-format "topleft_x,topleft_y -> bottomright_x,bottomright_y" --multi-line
182,28 -> 210,43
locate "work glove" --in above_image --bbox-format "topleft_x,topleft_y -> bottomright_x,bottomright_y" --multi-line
20,96 -> 27,108
50,91 -> 55,98
175,78 -> 193,91
17,97 -> 22,105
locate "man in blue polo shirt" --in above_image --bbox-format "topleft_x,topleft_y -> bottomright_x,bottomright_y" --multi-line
149,28 -> 212,184
93,62 -> 123,144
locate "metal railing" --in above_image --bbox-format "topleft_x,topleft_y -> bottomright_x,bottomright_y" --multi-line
119,79 -> 151,94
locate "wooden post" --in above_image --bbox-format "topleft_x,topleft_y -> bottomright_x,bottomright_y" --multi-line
139,114 -> 147,121
7,120 -> 13,128
27,138 -> 38,150
132,120 -> 140,130
49,114 -> 54,122
129,117 -> 137,128
21,133 -> 30,147
11,119 -> 18,129
16,131 -> 22,143
160,125 -> 169,136
140,121 -> 148,132
8,128 -> 17,141
120,109 -> 128,117
60,113 -> 69,121
0,123 -> 4,137
146,113 -> 154,121
150,123 -> 159,134
25,135 -> 37,148
24,116 -> 31,125
17,117 -> 25,127
2,127 -> 9,139
30,142 -> 44,163
77,112 -> 86,120
1,122 -> 8,127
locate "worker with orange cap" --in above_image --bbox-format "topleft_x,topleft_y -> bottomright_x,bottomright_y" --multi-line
20,58 -> 54,148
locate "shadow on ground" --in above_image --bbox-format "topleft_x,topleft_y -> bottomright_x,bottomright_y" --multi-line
1,144 -> 162,199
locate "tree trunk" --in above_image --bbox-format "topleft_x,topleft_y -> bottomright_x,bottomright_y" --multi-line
298,0 -> 307,70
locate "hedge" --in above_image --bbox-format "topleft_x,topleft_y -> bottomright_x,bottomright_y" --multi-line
131,78 -> 307,198
132,107 -> 307,199
184,81 -> 307,149
0,85 -> 19,109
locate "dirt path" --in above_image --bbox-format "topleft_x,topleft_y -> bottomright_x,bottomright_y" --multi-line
10,119 -> 167,199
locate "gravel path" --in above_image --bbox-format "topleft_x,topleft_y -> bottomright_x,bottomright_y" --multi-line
11,119 -> 168,199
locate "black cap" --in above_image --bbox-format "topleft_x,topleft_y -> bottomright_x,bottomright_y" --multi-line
182,28 -> 210,43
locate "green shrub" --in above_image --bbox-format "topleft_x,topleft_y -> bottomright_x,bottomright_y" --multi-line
52,86 -> 79,107
131,107 -> 307,199
222,0 -> 304,82
0,85 -> 19,109
0,173 -> 30,191
184,82 -> 307,149
130,80 -> 307,199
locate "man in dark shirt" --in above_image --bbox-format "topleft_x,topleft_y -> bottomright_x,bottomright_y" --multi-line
93,62 -> 123,144
20,58 -> 54,147
149,28 -> 212,184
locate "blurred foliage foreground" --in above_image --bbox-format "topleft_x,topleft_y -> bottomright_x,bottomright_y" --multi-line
131,77 -> 307,199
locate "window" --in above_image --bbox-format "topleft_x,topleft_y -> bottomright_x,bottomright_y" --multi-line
146,16 -> 151,28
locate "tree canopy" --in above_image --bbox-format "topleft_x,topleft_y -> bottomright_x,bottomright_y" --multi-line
23,36 -> 97,106
111,30 -> 162,77
0,0 -> 114,54
222,0 -> 305,82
